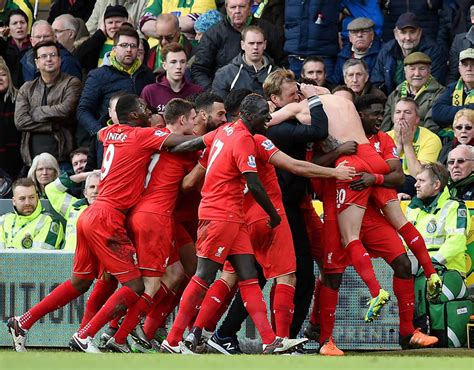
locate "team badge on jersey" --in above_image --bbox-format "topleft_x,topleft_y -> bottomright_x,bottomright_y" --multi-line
374,141 -> 381,153
154,129 -> 167,137
247,155 -> 257,168
261,139 -> 275,151
215,246 -> 225,258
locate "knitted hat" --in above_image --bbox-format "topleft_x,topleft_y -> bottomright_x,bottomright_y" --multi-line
194,10 -> 223,33
104,5 -> 128,20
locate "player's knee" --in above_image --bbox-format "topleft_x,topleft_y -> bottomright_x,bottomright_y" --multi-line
390,254 -> 412,279
124,278 -> 145,295
323,273 -> 342,290
70,276 -> 93,294
276,273 -> 296,287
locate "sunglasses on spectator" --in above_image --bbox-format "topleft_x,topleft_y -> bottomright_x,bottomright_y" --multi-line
36,52 -> 58,60
454,125 -> 473,131
117,42 -> 138,49
157,33 -> 176,42
447,158 -> 473,166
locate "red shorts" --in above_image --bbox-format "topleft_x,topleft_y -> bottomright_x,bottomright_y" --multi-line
73,204 -> 140,283
335,144 -> 391,213
196,220 -> 253,264
175,222 -> 195,249
361,206 -> 406,264
249,216 -> 296,279
322,219 -> 349,274
370,187 -> 398,209
302,203 -> 323,263
127,211 -> 174,277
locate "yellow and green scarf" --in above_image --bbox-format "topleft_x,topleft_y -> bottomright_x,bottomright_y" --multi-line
452,78 -> 474,106
400,75 -> 432,100
110,50 -> 142,76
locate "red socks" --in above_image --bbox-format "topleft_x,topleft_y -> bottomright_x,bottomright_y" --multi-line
80,279 -> 118,329
393,276 -> 415,337
78,285 -> 139,339
319,285 -> 338,345
20,279 -> 84,330
194,278 -> 230,329
166,276 -> 209,346
346,240 -> 381,297
273,284 -> 295,338
144,289 -> 176,340
309,278 -> 322,325
239,279 -> 275,345
206,284 -> 238,332
398,222 -> 435,277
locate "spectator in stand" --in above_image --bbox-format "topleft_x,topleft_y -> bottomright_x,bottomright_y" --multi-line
447,144 -> 474,201
333,17 -> 381,85
192,0 -> 285,90
140,0 -> 215,39
284,0 -> 340,78
45,171 -> 99,250
51,14 -> 79,55
15,41 -> 81,171
388,98 -> 442,198
448,6 -> 474,84
0,0 -> 33,32
194,9 -> 223,42
146,13 -> 193,74
85,0 -> 146,35
382,52 -> 445,133
406,162 -> 470,277
371,12 -> 446,95
141,42 -> 202,126
212,25 -> 275,99
193,92 -> 227,135
27,152 -> 59,198
76,26 -> 154,147
0,9 -> 30,87
438,109 -> 474,165
339,0 -> 383,45
0,177 -> 64,250
300,56 -> 335,91
381,0 -> 443,43
70,147 -> 88,174
75,5 -> 128,74
438,1 -> 472,56
20,56 -> 77,173
0,57 -> 21,178
224,88 -> 251,121
432,48 -> 474,130
48,0 -> 95,25
21,20 -> 82,82
332,84 -> 356,102
343,58 -> 386,101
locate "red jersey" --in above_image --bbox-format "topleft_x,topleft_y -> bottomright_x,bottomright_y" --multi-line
368,131 -> 399,162
243,134 -> 284,224
96,124 -> 171,210
174,156 -> 202,223
133,128 -> 199,216
199,120 -> 257,222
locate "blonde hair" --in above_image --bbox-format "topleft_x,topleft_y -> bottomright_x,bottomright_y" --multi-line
0,57 -> 17,102
263,69 -> 296,99
27,152 -> 60,192
453,109 -> 474,127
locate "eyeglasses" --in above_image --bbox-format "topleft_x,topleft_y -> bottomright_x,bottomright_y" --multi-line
447,158 -> 473,166
157,33 -> 176,42
36,52 -> 58,60
117,42 -> 138,49
454,125 -> 473,131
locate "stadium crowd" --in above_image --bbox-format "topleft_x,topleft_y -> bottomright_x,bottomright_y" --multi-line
1,0 -> 473,356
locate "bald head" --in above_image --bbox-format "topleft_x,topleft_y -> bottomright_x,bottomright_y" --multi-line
447,145 -> 474,182
155,13 -> 180,47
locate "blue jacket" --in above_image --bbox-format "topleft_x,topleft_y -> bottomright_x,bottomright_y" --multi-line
432,82 -> 474,129
284,0 -> 340,58
340,0 -> 384,42
20,44 -> 82,82
75,64 -> 154,147
371,36 -> 447,94
332,38 -> 381,85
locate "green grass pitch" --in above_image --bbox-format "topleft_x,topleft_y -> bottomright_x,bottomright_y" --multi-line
1,350 -> 473,370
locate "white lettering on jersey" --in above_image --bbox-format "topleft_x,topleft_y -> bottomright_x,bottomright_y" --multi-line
247,155 -> 256,168
154,130 -> 167,137
105,132 -> 128,142
223,125 -> 234,136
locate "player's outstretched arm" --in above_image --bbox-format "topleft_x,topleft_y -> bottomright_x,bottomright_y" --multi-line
268,102 -> 301,127
168,136 -> 205,153
244,172 -> 281,229
269,151 -> 355,180
181,163 -> 206,192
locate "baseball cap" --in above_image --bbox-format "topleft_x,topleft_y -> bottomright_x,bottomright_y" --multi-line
395,12 -> 420,29
459,48 -> 474,62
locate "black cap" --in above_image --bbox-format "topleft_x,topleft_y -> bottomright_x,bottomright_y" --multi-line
104,5 -> 128,20
395,12 -> 420,29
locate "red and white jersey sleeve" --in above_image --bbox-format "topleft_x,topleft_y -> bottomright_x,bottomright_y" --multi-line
369,131 -> 399,162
